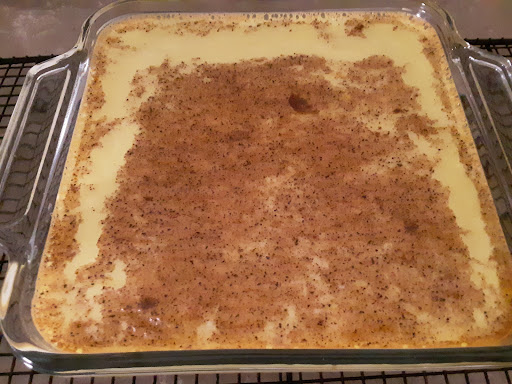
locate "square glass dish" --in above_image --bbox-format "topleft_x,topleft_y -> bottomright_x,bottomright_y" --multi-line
2,0 -> 512,375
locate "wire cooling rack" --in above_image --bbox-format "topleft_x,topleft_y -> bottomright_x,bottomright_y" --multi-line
1,40 -> 512,383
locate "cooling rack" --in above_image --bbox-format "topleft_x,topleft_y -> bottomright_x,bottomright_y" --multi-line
1,39 -> 512,384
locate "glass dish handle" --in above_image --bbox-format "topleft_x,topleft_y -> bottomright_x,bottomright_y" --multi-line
0,52 -> 87,320
0,52 -> 86,268
454,44 -> 512,246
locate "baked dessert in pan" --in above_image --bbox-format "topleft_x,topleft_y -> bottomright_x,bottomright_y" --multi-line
32,11 -> 512,353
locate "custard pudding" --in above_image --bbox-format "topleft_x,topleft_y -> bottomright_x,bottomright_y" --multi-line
32,12 -> 512,352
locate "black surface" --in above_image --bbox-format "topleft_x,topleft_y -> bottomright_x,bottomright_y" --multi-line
0,40 -> 512,381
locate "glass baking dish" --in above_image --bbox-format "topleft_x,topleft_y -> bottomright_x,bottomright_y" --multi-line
2,0 -> 512,375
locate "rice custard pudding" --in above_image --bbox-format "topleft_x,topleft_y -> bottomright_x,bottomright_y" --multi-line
32,11 -> 512,352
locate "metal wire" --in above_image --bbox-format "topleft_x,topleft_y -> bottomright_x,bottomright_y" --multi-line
0,56 -> 54,139
0,40 -> 511,381
466,38 -> 512,58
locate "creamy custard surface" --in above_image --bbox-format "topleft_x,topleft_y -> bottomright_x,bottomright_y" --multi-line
32,12 -> 512,352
